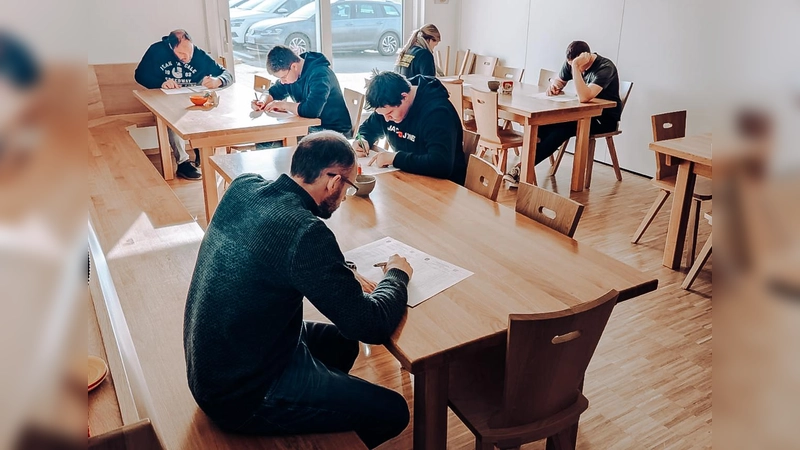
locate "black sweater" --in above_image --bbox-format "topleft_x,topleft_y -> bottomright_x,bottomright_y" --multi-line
134,36 -> 232,89
395,46 -> 436,78
268,52 -> 352,135
183,174 -> 409,425
359,75 -> 466,184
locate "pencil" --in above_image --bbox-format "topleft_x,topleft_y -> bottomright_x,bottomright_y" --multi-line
373,262 -> 387,268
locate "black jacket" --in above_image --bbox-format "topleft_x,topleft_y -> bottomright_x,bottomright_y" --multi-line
395,46 -> 436,78
359,75 -> 466,185
134,36 -> 232,89
268,52 -> 352,135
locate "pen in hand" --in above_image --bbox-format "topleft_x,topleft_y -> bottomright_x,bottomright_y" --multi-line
373,262 -> 387,268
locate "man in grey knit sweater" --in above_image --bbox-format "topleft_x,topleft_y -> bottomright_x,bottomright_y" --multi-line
184,131 -> 413,448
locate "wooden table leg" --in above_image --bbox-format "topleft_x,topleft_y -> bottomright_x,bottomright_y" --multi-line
155,117 -> 174,180
413,364 -> 449,450
571,118 -> 591,192
519,122 -> 538,186
663,160 -> 697,269
199,146 -> 219,222
283,136 -> 297,146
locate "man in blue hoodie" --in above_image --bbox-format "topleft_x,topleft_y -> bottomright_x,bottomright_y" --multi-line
251,46 -> 352,136
135,30 -> 232,179
354,71 -> 466,185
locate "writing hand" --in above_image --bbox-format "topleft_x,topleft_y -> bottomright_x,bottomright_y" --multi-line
161,79 -> 179,89
385,254 -> 413,279
201,76 -> 222,89
368,151 -> 396,167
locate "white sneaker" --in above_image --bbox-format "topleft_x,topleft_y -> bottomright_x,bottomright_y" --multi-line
503,165 -> 521,188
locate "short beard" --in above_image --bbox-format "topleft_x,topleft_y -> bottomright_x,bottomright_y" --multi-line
318,186 -> 344,219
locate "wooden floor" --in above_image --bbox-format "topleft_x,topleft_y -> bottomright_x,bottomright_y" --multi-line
149,147 -> 712,449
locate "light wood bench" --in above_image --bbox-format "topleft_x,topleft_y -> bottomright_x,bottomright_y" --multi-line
88,120 -> 366,449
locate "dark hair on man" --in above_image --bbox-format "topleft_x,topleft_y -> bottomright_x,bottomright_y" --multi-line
364,71 -> 411,110
266,45 -> 302,74
167,29 -> 192,49
290,131 -> 356,183
566,40 -> 591,61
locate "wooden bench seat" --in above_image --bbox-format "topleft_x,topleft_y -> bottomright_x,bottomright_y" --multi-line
88,120 -> 366,449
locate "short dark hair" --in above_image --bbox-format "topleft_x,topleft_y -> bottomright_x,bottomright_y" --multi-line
167,29 -> 192,49
364,71 -> 411,110
266,45 -> 301,74
290,131 -> 356,183
566,40 -> 591,61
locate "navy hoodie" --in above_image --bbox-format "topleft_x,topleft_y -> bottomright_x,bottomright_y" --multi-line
395,45 -> 436,78
359,75 -> 466,185
267,52 -> 352,135
134,36 -> 232,89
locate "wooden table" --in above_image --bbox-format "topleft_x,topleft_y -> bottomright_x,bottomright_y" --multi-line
650,133 -> 712,269
210,148 -> 658,449
133,83 -> 320,220
442,74 -> 616,192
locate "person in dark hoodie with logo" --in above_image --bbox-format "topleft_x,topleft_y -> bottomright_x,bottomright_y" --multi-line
355,71 -> 465,185
394,24 -> 442,78
251,45 -> 352,136
135,29 -> 232,180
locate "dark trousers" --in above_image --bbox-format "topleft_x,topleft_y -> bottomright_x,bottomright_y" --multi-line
534,118 -> 618,165
234,322 -> 409,449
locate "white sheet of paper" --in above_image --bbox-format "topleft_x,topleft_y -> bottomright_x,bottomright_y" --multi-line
532,92 -> 578,102
344,237 -> 473,307
357,154 -> 400,176
266,110 -> 295,119
161,86 -> 206,95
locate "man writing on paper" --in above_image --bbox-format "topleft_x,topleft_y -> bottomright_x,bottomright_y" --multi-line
184,131 -> 413,449
504,40 -> 622,187
135,29 -> 233,179
353,71 -> 466,185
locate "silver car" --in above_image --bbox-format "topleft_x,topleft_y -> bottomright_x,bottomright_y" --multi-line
230,0 -> 313,45
245,0 -> 402,56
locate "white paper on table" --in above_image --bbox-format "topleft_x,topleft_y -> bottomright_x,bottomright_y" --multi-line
532,92 -> 578,102
344,237 -> 473,307
357,155 -> 400,176
161,86 -> 206,95
266,110 -> 295,119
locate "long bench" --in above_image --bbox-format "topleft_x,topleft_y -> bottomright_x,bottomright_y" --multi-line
87,118 -> 366,449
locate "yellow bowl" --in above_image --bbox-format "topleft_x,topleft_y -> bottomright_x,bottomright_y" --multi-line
190,95 -> 208,106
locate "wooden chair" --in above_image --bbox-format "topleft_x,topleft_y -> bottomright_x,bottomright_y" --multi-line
470,88 -> 524,176
455,49 -> 473,77
682,211 -> 712,290
343,88 -> 365,137
228,75 -> 274,153
463,129 -> 480,156
548,81 -> 634,187
442,80 -> 477,132
537,68 -> 558,88
448,290 -> 620,450
493,65 -> 524,83
632,111 -> 712,267
435,45 -> 450,75
515,182 -> 584,238
465,154 -> 503,201
471,54 -> 499,76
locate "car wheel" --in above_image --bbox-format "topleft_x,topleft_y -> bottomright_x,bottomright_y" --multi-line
378,32 -> 399,56
286,33 -> 310,54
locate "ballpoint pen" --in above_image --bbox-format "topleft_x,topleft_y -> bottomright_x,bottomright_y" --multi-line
373,262 -> 387,268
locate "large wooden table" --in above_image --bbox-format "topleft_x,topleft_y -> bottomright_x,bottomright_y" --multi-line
650,133 -> 712,269
210,148 -> 658,449
443,74 -> 616,192
133,83 -> 320,220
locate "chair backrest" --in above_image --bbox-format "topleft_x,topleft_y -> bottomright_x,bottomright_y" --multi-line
469,88 -> 501,144
651,110 -> 687,180
537,68 -> 558,87
435,45 -> 450,75
471,54 -> 498,76
442,80 -> 466,124
462,129 -> 480,157
254,74 -> 272,93
465,154 -> 502,201
343,88 -> 366,137
455,49 -> 472,77
493,65 -> 524,82
515,182 -> 585,237
619,80 -> 633,111
491,290 -> 619,428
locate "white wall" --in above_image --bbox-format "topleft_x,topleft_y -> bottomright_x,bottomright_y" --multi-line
459,0 -> 714,176
421,0 -> 461,66
88,0 -> 210,64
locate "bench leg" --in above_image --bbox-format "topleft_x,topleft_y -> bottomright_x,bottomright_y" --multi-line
155,117 -> 174,180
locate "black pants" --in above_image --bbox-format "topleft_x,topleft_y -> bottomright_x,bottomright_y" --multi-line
534,118 -> 618,165
233,322 -> 409,449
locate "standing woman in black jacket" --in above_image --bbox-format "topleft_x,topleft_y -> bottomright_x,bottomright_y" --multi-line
394,24 -> 442,78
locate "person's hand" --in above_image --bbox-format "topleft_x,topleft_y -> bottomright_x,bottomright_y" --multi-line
368,151 -> 396,167
161,79 -> 179,89
201,76 -> 222,89
353,138 -> 370,157
547,83 -> 563,96
384,254 -> 413,279
571,52 -> 591,71
251,99 -> 267,111
265,100 -> 288,112
353,270 -> 377,293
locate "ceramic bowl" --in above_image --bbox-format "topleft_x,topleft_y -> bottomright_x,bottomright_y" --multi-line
487,80 -> 500,92
353,174 -> 376,197
190,95 -> 208,106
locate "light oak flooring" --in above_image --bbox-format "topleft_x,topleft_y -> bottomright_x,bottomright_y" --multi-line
148,147 -> 712,449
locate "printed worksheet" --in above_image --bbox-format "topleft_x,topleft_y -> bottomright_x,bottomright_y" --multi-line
532,92 -> 578,102
357,155 -> 400,176
161,86 -> 207,95
344,237 -> 473,307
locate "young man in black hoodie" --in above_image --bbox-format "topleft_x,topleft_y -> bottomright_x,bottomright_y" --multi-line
135,29 -> 233,180
354,71 -> 466,185
251,46 -> 352,136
